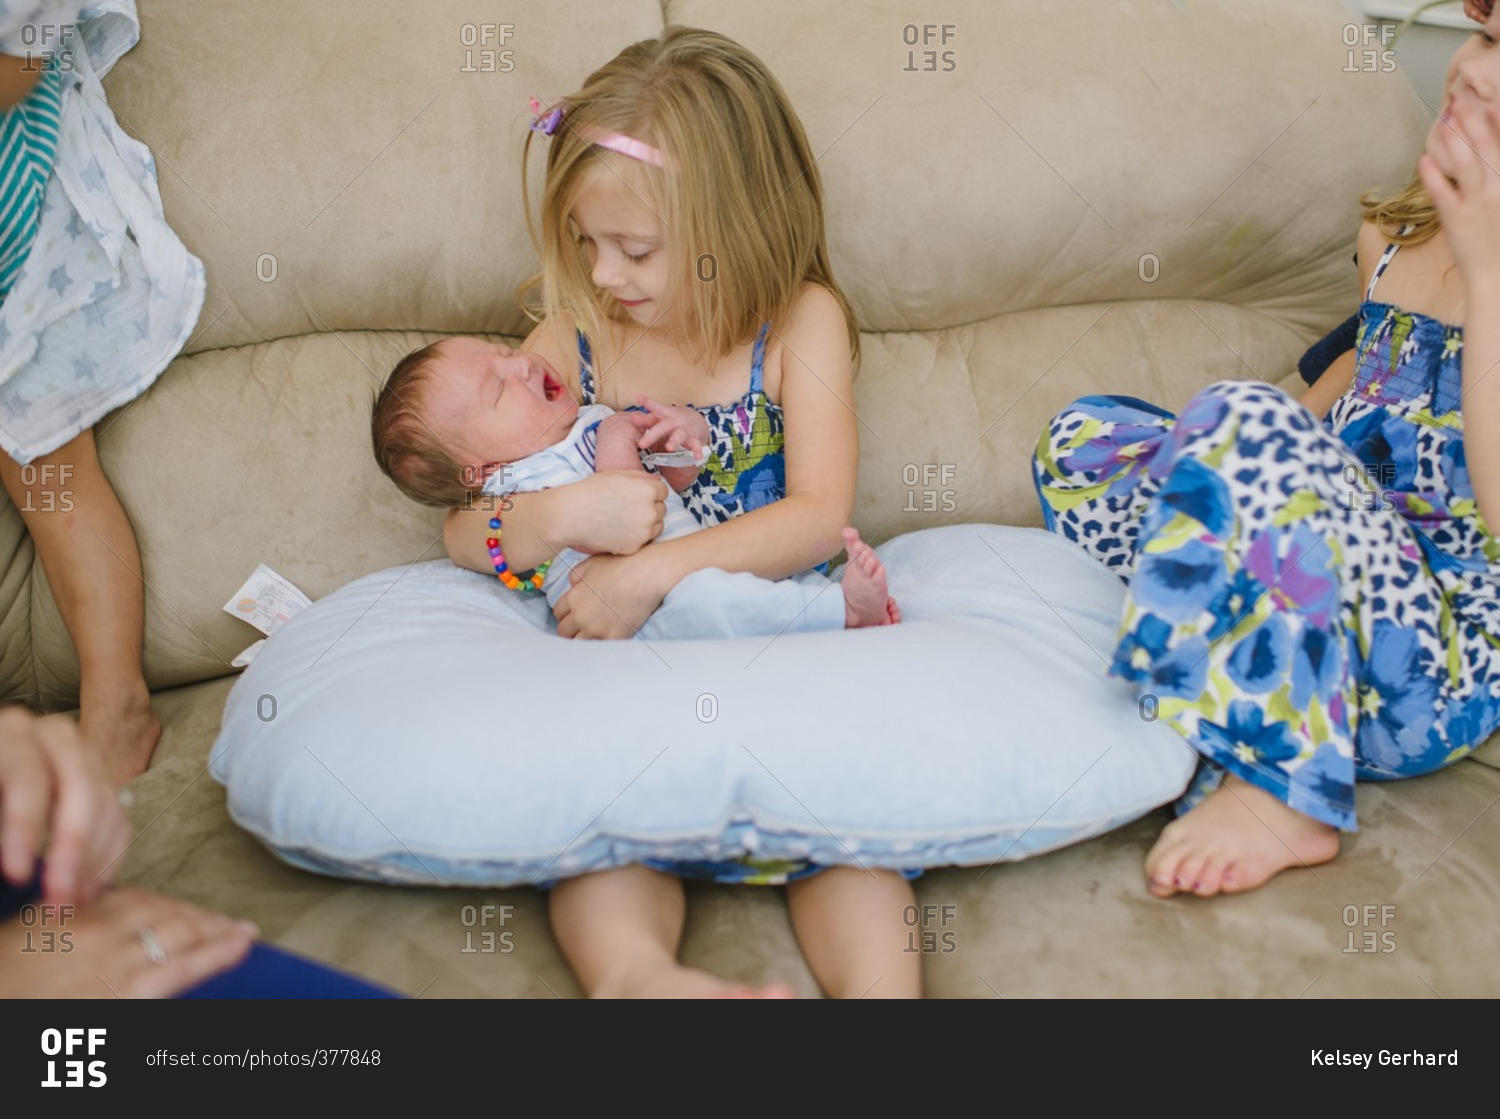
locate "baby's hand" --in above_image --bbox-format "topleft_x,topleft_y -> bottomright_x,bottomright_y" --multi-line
1420,94 -> 1500,287
1465,0 -> 1493,24
631,396 -> 711,460
594,411 -> 655,475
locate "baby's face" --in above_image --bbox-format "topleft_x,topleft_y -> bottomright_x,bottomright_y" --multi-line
425,338 -> 578,470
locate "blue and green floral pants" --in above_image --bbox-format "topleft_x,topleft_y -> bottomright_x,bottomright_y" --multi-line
1033,380 -> 1500,830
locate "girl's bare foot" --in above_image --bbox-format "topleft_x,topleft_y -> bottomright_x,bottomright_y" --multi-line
840,527 -> 899,628
1144,775 -> 1340,898
593,959 -> 795,998
79,684 -> 161,786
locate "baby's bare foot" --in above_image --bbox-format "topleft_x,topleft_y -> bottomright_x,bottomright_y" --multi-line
841,527 -> 899,628
1144,775 -> 1340,898
594,960 -> 795,998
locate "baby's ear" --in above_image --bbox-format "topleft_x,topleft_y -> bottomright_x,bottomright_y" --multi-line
469,460 -> 506,487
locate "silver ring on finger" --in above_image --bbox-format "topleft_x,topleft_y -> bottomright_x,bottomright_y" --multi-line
137,925 -> 167,964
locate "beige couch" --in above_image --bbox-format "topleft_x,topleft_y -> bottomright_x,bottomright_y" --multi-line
6,0 -> 1495,996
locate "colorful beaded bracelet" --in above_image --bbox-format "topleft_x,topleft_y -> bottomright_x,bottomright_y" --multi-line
487,516 -> 549,593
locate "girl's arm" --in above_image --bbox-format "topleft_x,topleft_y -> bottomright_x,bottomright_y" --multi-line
443,476 -> 668,573
1299,348 -> 1355,419
1421,99 -> 1500,529
441,317 -> 667,573
554,284 -> 856,638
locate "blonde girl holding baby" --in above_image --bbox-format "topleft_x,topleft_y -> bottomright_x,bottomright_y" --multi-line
427,26 -> 917,998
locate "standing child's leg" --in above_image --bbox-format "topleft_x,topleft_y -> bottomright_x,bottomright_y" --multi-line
784,867 -> 920,998
0,429 -> 159,784
549,865 -> 793,998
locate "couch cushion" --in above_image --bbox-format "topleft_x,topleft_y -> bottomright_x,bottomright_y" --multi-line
671,0 -> 1427,333
103,0 -> 666,353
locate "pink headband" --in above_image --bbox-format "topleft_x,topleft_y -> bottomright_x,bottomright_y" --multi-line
529,96 -> 667,169
588,132 -> 666,168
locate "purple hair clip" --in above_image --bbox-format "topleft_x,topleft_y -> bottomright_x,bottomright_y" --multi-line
529,96 -> 564,136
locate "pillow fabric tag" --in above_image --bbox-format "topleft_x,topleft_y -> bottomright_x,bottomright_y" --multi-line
223,563 -> 314,651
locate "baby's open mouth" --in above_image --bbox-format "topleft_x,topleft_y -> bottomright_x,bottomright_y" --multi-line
542,371 -> 562,401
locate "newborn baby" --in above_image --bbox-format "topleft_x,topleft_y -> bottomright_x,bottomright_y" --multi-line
371,337 -> 899,639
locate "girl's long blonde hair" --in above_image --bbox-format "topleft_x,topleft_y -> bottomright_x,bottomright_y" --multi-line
1361,176 -> 1441,245
520,25 -> 860,375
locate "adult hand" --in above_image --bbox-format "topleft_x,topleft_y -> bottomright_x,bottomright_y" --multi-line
0,887 -> 256,998
553,550 -> 671,639
0,708 -> 130,906
552,470 -> 667,557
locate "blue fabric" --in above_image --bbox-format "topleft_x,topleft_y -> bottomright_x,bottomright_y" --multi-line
576,324 -> 786,525
0,871 -> 43,916
0,876 -> 397,998
1298,312 -> 1360,386
179,944 -> 400,999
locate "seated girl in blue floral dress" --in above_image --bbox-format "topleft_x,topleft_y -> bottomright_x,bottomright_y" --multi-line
1033,0 -> 1500,898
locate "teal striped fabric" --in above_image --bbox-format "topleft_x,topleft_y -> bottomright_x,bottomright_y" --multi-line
0,61 -> 64,302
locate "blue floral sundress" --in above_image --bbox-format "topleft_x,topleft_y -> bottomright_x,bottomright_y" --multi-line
1032,238 -> 1500,830
577,323 -> 786,523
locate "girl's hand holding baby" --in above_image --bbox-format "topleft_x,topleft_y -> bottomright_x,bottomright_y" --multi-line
548,471 -> 668,557
554,550 -> 675,639
1421,91 -> 1500,288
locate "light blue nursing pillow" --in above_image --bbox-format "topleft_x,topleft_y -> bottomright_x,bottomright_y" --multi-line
209,526 -> 1194,885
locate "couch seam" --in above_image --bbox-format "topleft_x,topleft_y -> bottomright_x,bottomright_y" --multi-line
24,539 -> 41,709
855,296 -> 1331,340
178,296 -> 1326,361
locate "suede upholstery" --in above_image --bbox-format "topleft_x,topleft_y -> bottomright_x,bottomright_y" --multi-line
7,0 -> 1498,996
